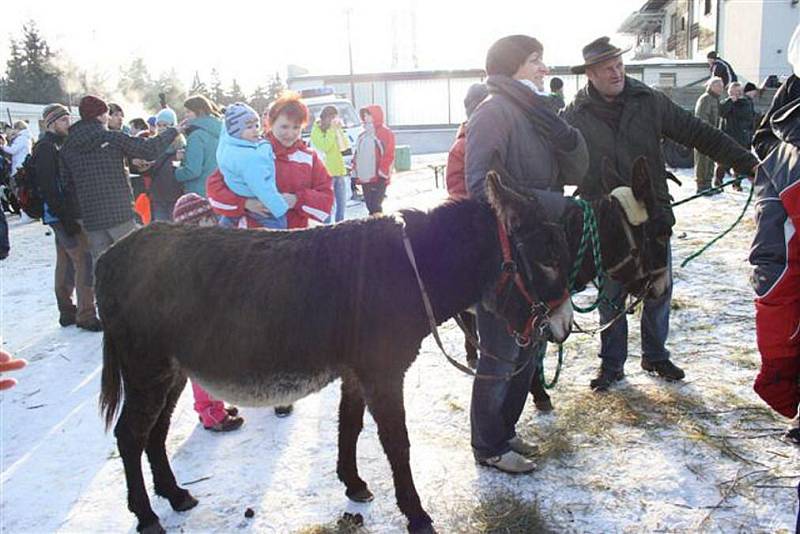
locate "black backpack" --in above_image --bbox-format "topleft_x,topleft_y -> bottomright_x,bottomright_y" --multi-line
14,152 -> 44,219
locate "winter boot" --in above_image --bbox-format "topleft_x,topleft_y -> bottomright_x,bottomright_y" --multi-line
641,359 -> 685,381
590,366 -> 625,392
477,450 -> 536,474
205,414 -> 244,432
508,436 -> 539,457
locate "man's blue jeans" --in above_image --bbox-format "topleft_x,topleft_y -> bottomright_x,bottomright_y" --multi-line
470,303 -> 540,460
598,241 -> 673,372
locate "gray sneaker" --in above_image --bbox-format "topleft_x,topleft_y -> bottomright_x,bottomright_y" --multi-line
478,450 -> 537,474
508,436 -> 539,457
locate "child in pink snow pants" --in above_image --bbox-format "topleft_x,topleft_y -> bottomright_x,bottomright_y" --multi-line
173,193 -> 244,432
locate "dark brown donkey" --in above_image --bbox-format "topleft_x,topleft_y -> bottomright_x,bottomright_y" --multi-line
96,173 -> 575,534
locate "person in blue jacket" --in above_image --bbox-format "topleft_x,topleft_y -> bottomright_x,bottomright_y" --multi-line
175,95 -> 222,196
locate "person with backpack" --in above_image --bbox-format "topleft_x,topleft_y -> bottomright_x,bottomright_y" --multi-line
31,104 -> 101,331
3,121 -> 34,223
352,105 -> 395,215
60,95 -> 183,263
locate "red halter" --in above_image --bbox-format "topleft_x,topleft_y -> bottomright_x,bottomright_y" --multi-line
494,217 -> 568,347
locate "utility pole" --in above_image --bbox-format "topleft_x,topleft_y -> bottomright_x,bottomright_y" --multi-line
345,8 -> 355,104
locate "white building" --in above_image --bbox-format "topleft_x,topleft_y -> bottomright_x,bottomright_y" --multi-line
619,0 -> 800,84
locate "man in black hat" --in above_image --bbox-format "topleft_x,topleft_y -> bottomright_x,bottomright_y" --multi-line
562,36 -> 758,392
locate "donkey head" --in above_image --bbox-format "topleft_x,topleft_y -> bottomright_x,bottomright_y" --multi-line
483,167 -> 573,344
565,156 -> 669,298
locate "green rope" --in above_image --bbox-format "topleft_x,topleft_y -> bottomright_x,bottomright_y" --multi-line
568,199 -> 607,313
536,343 -> 564,389
679,181 -> 755,268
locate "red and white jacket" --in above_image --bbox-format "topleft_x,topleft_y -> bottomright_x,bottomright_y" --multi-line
207,132 -> 333,229
750,95 -> 800,419
353,105 -> 396,186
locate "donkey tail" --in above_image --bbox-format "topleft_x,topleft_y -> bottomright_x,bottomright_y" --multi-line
99,332 -> 124,432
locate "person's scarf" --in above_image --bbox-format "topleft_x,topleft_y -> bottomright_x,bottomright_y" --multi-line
486,74 -> 554,145
587,83 -> 625,131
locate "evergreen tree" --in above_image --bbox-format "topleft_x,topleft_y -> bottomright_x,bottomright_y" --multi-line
188,71 -> 208,97
249,85 -> 270,115
118,57 -> 153,102
144,69 -> 187,114
1,22 -> 64,104
266,73 -> 286,104
228,79 -> 246,104
209,68 -> 226,106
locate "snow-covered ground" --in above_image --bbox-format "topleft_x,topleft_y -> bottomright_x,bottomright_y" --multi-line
1,157 -> 798,533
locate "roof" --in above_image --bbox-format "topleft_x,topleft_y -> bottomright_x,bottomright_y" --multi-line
618,0 -> 671,34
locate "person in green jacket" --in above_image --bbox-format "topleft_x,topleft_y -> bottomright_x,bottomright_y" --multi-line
175,95 -> 222,196
694,77 -> 724,193
309,106 -> 351,222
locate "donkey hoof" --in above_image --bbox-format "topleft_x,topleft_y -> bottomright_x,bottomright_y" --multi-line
346,487 -> 374,503
169,490 -> 199,512
138,520 -> 166,534
407,515 -> 435,533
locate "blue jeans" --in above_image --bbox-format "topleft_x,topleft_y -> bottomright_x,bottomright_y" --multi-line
598,242 -> 673,372
219,212 -> 287,229
470,304 -> 540,460
331,176 -> 350,223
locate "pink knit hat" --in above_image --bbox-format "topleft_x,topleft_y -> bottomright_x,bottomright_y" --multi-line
172,193 -> 214,225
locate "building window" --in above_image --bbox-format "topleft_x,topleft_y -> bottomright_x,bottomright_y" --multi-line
670,14 -> 678,35
705,0 -> 712,15
681,16 -> 686,31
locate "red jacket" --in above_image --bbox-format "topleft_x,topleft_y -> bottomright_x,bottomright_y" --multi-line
207,132 -> 333,229
446,123 -> 468,200
354,105 -> 396,185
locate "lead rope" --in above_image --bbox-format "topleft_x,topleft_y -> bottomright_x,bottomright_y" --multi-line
400,224 -> 536,382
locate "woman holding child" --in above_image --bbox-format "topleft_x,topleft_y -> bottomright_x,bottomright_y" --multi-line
206,92 -> 333,229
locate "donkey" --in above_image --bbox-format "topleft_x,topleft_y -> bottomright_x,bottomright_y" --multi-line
96,172 -> 575,534
528,156 -> 671,409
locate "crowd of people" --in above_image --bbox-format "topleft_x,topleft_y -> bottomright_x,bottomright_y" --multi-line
0,90 -> 395,431
1,26 -> 799,528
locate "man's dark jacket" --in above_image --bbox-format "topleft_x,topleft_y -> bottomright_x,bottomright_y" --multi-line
60,120 -> 177,231
561,76 -> 758,227
29,131 -> 79,226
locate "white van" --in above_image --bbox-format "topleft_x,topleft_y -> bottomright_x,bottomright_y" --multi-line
299,88 -> 363,167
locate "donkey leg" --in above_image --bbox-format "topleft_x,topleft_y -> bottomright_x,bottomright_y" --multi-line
115,390 -> 167,534
460,312 -> 478,369
363,375 -> 434,534
529,372 -> 553,412
337,372 -> 373,502
145,376 -> 198,512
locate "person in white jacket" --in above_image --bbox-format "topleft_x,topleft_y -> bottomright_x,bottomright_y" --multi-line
2,122 -> 34,222
2,121 -> 33,176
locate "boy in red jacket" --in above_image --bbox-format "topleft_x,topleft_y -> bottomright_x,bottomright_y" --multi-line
352,105 -> 395,214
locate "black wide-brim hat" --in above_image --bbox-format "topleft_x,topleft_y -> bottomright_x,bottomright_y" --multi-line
571,36 -> 630,74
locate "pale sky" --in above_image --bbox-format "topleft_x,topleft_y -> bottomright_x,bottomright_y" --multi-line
2,0 -> 644,93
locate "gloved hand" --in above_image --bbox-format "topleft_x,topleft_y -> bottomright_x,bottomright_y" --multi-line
753,357 -> 800,418
62,218 -> 82,237
528,104 -> 578,152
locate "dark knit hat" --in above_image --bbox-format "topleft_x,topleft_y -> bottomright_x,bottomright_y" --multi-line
464,83 -> 489,117
79,95 -> 109,121
108,103 -> 124,115
486,35 -> 544,77
743,81 -> 758,93
42,104 -> 70,128
172,193 -> 215,225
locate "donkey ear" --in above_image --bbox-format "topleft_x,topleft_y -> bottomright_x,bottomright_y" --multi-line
486,169 -> 532,231
631,156 -> 654,205
600,157 -> 625,193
